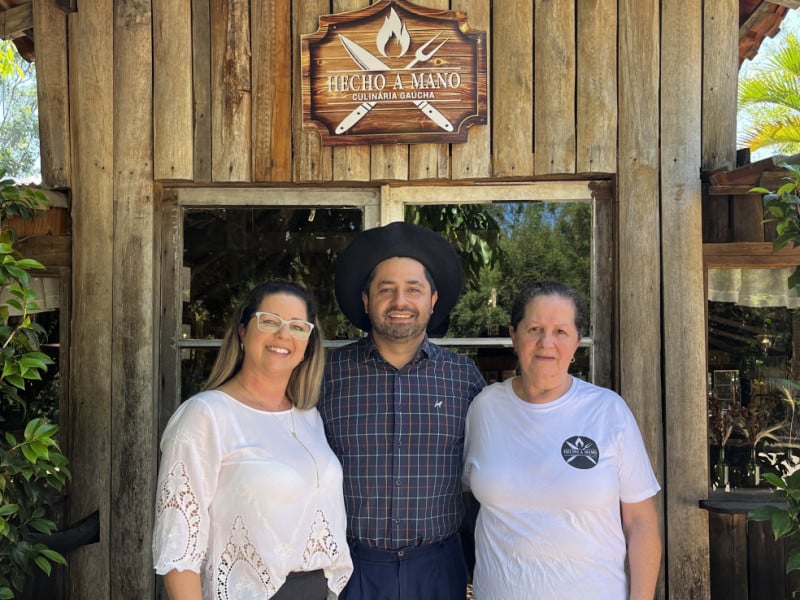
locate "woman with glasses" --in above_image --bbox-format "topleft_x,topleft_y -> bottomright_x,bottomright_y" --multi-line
153,280 -> 352,600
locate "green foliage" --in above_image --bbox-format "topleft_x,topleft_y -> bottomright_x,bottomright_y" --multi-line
752,162 -> 800,292
748,471 -> 800,577
0,45 -> 20,80
0,171 -> 68,597
739,33 -> 800,156
0,42 -> 38,181
0,419 -> 69,598
406,204 -> 505,289
437,202 -> 593,339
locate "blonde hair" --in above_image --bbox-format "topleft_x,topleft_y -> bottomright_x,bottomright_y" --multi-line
204,281 -> 325,409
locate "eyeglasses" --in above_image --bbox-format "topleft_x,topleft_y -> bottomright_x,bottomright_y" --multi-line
251,312 -> 315,340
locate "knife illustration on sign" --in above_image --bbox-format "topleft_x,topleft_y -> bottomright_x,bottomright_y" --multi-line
335,34 -> 454,134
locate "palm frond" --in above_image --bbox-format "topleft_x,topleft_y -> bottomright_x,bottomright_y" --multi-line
739,113 -> 800,152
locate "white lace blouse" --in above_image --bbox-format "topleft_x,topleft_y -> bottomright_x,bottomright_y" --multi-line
152,390 -> 353,599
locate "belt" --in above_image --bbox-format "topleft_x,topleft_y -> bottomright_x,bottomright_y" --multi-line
348,533 -> 458,562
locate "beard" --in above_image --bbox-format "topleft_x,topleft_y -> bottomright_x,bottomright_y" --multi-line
369,307 -> 430,341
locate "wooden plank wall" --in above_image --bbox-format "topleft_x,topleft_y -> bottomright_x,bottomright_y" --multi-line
149,0 -> 622,184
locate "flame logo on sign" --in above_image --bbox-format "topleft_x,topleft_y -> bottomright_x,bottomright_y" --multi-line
376,8 -> 411,57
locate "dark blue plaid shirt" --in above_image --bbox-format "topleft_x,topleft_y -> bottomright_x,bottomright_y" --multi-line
319,335 -> 485,550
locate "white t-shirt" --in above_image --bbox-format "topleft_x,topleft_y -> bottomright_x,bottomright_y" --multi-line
463,377 -> 660,600
152,390 -> 353,599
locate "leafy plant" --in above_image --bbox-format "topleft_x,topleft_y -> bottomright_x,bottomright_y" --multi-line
749,471 -> 800,579
0,171 -> 69,598
0,419 -> 69,598
752,162 -> 800,292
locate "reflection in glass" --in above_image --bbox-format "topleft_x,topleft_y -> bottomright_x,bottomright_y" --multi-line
178,202 -> 596,395
407,202 -> 592,338
180,207 -> 363,395
408,202 -> 593,382
707,269 -> 800,491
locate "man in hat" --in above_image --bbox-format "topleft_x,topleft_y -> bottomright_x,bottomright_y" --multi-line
319,221 -> 485,600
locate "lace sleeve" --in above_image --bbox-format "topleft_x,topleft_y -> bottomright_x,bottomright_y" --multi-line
152,396 -> 222,574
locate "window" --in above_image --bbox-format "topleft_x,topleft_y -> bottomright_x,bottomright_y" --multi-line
159,182 -> 613,429
705,245 -> 800,492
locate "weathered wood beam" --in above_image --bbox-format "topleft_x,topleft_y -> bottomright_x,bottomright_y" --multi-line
704,242 -> 800,268
110,0 -> 156,597
211,0 -> 251,181
32,0 -> 71,188
192,0 -> 211,182
252,0 -> 292,181
451,0 -> 490,179
534,0 -> 575,175
0,2 -> 32,39
408,1 -> 449,180
492,0 -> 533,177
153,0 -> 193,181
662,1 -> 710,597
702,0 -> 738,171
576,0 -> 617,173
67,0 -> 114,596
619,0 -> 666,594
769,1 -> 800,9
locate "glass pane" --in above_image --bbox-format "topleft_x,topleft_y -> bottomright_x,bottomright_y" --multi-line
707,271 -> 800,491
181,347 -> 217,401
181,207 -> 364,393
183,206 -> 362,337
406,202 -> 593,381
465,345 -> 591,385
406,202 -> 592,337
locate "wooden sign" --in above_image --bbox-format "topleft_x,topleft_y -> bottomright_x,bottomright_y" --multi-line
301,0 -> 487,146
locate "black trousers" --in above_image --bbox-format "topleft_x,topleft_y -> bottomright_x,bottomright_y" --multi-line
272,569 -> 327,600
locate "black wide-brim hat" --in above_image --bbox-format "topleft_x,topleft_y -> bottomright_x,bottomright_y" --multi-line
335,221 -> 463,335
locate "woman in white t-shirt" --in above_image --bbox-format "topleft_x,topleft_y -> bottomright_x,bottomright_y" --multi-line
463,281 -> 661,600
153,280 -> 352,600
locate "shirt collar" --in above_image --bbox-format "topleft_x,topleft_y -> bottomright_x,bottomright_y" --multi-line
363,334 -> 434,366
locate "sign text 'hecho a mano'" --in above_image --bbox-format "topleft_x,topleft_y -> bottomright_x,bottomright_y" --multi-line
302,0 -> 487,146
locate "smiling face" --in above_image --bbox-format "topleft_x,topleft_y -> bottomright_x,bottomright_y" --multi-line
362,257 -> 438,344
238,292 -> 310,378
510,293 -> 581,395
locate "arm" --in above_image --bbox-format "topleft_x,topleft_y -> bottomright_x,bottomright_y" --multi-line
621,497 -> 661,600
163,570 -> 202,600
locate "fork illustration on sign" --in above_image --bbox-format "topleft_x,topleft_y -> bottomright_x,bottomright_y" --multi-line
335,34 -> 454,134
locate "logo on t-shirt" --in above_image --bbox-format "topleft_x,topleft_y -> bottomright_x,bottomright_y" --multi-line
561,436 -> 599,469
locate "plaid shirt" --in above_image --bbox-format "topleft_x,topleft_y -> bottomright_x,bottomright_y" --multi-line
320,335 -> 485,550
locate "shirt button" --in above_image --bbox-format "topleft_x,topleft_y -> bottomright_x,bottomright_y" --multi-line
395,480 -> 401,486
